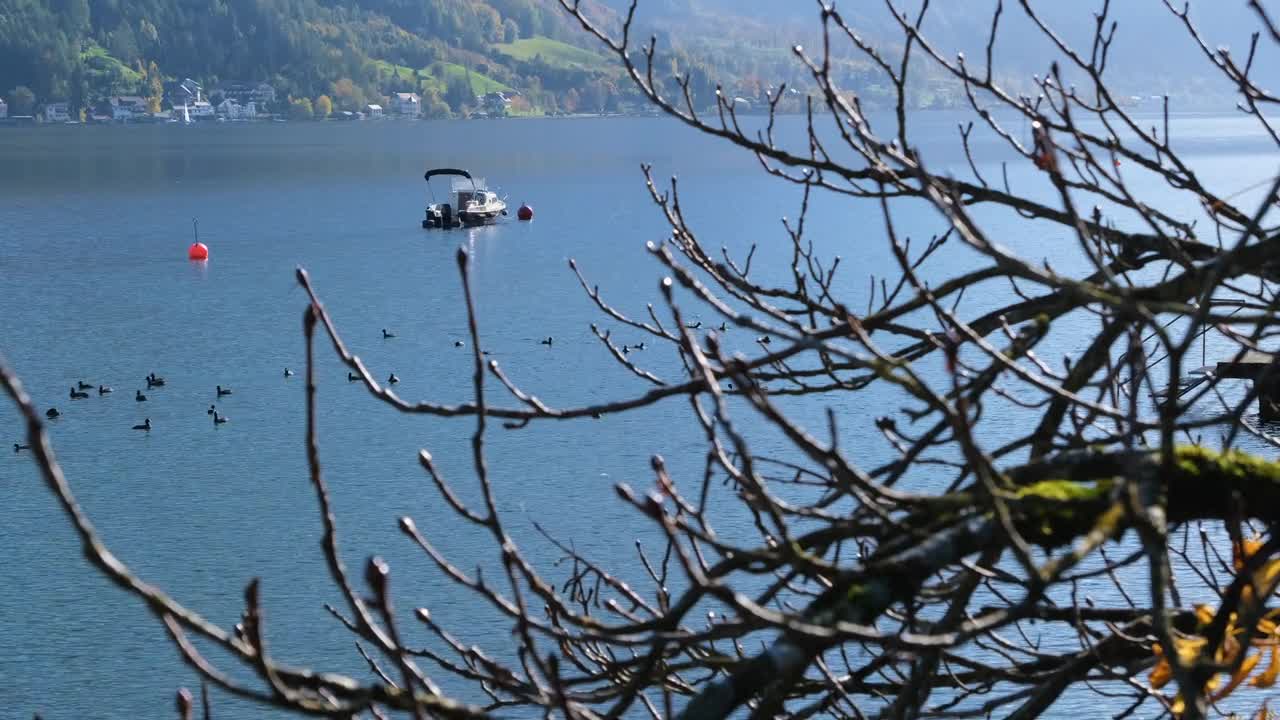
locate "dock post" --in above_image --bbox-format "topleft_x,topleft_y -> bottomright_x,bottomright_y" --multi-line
1261,374 -> 1280,421
1214,350 -> 1280,422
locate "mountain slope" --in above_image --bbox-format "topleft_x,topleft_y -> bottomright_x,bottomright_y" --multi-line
0,0 -> 616,113
0,0 -> 1266,117
594,0 -> 1270,97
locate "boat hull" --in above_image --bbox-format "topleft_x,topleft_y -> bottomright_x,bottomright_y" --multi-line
423,203 -> 507,229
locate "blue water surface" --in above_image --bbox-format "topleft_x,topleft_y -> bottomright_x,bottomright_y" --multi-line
0,114 -> 1276,718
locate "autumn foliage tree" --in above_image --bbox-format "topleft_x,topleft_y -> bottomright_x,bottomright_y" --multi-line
287,96 -> 313,120
9,2 -> 1280,720
146,61 -> 163,114
314,94 -> 333,119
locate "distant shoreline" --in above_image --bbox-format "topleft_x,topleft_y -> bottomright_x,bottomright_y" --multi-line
0,103 -> 1253,129
0,112 -> 667,127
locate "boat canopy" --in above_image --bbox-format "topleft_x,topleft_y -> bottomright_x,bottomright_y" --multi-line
424,168 -> 472,181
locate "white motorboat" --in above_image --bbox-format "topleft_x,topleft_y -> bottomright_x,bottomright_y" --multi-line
423,168 -> 507,228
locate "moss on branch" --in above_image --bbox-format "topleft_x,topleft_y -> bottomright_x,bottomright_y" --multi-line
1167,445 -> 1280,522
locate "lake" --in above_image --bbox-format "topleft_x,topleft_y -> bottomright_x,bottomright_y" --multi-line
1,115 -> 1276,718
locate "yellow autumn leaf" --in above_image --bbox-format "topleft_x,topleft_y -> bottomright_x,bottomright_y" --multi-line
1150,658 -> 1172,689
1223,631 -> 1243,664
1174,635 -> 1208,665
1196,604 -> 1215,626
1235,537 -> 1265,571
1252,645 -> 1280,688
1212,652 -> 1262,701
1255,557 -> 1280,594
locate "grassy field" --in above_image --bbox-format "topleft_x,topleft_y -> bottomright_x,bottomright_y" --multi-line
81,43 -> 144,89
374,60 -> 511,96
440,62 -> 510,94
494,36 -> 607,70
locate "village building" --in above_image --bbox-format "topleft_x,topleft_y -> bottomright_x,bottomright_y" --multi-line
189,100 -> 215,119
165,78 -> 204,109
481,91 -> 512,116
111,96 -> 148,121
87,104 -> 113,123
221,82 -> 277,108
43,102 -> 70,123
391,92 -> 421,117
216,98 -> 257,120
364,103 -> 383,118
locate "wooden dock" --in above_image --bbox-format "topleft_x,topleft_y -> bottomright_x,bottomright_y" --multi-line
1216,350 -> 1280,420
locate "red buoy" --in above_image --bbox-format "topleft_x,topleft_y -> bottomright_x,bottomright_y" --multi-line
517,203 -> 534,221
188,242 -> 209,261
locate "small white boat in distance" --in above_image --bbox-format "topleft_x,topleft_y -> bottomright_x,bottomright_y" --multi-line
423,168 -> 507,228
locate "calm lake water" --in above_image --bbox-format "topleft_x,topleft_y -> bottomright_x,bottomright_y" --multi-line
1,115 -> 1276,718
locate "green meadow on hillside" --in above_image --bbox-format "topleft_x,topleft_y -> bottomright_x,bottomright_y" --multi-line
494,37 -> 608,70
374,60 -> 512,96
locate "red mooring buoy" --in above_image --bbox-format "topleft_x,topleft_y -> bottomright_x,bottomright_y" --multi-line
187,218 -> 209,260
517,203 -> 534,221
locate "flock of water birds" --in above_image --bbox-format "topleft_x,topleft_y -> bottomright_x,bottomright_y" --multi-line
11,325 -> 639,452
11,371 -> 236,451
9,319 -> 760,452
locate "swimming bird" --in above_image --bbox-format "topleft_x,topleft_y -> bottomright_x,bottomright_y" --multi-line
622,345 -> 631,355
98,385 -> 113,395
347,372 -> 359,382
284,368 -> 294,377
382,328 -> 396,339
686,321 -> 702,329
216,385 -> 232,396
77,380 -> 93,390
212,411 -> 228,425
69,387 -> 88,399
388,373 -> 399,384
718,322 -> 728,332
136,390 -> 147,402
132,418 -> 151,431
45,408 -> 59,419
146,373 -> 166,388
455,340 -> 464,347
540,336 -> 554,346
207,404 -> 216,415
636,342 -> 646,350
14,443 -> 30,452
757,335 -> 772,345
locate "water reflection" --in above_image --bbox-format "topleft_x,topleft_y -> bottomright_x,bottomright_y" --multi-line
188,258 -> 209,280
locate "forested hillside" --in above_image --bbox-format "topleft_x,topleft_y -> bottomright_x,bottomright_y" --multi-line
0,0 -> 1262,118
0,0 -> 634,115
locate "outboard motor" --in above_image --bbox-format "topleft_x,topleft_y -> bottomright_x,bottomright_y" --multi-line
441,203 -> 453,228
